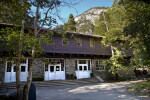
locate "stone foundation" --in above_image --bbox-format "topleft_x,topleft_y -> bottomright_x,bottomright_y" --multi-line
32,58 -> 44,77
65,59 -> 76,75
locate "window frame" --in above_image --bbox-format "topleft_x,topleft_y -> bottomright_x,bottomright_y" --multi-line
96,60 -> 105,71
90,38 -> 95,48
62,37 -> 69,45
76,38 -> 82,47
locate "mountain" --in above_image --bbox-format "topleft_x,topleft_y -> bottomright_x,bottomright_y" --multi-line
74,7 -> 107,34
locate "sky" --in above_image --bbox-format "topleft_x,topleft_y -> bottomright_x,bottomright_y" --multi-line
56,0 -> 114,26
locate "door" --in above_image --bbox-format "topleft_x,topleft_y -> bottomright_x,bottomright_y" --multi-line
76,60 -> 91,79
4,59 -> 28,83
45,63 -> 65,81
20,64 -> 28,82
49,65 -> 55,80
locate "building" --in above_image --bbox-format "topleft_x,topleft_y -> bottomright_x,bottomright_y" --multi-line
0,23 -> 132,83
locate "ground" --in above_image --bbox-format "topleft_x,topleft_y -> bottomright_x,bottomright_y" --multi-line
36,81 -> 150,100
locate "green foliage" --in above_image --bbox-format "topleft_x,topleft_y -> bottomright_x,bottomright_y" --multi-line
32,76 -> 44,81
0,27 -> 53,57
106,54 -> 129,74
0,0 -> 33,25
94,0 -> 150,73
76,18 -> 94,33
63,14 -> 76,32
127,81 -> 150,97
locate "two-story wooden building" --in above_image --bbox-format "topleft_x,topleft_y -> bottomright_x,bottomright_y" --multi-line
0,23 -> 132,83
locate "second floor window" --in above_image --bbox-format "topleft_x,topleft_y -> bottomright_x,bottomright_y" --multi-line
62,37 -> 69,45
76,38 -> 82,47
90,38 -> 95,48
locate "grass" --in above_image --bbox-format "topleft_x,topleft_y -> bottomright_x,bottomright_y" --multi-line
127,79 -> 150,97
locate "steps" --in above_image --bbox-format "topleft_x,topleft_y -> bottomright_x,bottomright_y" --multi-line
3,78 -> 99,89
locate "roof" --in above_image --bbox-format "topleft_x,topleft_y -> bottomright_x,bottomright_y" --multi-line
66,31 -> 103,38
0,23 -> 104,38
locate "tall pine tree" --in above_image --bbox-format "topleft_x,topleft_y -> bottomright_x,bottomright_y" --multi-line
63,14 -> 76,32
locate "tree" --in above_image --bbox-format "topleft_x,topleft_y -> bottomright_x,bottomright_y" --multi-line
63,14 -> 76,31
1,0 -> 79,99
94,0 -> 150,76
0,0 -> 32,100
24,1 -> 79,100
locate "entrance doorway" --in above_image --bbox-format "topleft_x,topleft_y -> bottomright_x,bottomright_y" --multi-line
44,63 -> 65,81
4,59 -> 28,83
76,60 -> 91,79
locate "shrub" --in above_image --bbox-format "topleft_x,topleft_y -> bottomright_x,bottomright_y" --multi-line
90,73 -> 94,78
32,76 -> 44,81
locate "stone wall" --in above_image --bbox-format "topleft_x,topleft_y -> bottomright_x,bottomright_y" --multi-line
32,58 -> 45,77
0,59 -> 5,84
65,59 -> 76,75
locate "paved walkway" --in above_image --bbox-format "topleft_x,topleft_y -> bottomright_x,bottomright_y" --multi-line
36,81 -> 150,100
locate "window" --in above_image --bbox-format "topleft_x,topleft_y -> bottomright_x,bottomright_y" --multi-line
7,62 -> 11,72
61,66 -> 64,71
13,66 -> 16,72
50,66 -> 54,72
76,38 -> 82,46
45,65 -> 48,71
21,66 -> 26,72
79,60 -> 86,64
62,37 -> 69,45
79,66 -> 82,71
88,60 -> 91,70
56,66 -> 60,71
21,59 -> 26,64
90,38 -> 95,48
96,60 -> 105,71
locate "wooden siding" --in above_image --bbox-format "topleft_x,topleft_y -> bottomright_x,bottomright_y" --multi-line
42,34 -> 112,56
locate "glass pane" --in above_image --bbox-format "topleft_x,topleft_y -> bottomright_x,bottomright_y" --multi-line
45,65 -> 48,71
50,66 -> 54,72
63,37 -> 69,45
21,59 -> 26,63
21,66 -> 26,72
90,38 -> 95,47
88,60 -> 90,70
61,60 -> 64,68
61,66 -> 64,71
56,66 -> 60,71
7,62 -> 11,72
75,60 -> 77,70
79,66 -> 82,71
76,38 -> 82,46
13,66 -> 16,72
84,66 -> 87,71
88,66 -> 90,70
79,60 -> 86,64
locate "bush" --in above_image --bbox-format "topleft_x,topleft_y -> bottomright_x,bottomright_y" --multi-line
66,73 -> 77,80
32,76 -> 44,81
90,73 -> 94,78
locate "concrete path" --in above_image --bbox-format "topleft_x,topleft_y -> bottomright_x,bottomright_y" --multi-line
36,81 -> 150,100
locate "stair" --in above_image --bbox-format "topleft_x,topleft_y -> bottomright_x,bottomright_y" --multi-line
0,85 -> 8,95
3,78 -> 99,89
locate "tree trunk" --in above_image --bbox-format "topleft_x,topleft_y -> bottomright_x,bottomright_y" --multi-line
16,14 -> 25,100
24,2 -> 39,100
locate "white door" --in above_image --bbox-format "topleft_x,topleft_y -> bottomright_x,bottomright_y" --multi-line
11,65 -> 16,82
20,64 -> 28,82
45,63 -> 65,81
5,62 -> 12,83
4,59 -> 28,83
5,62 -> 16,83
49,65 -> 55,80
76,60 -> 91,79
